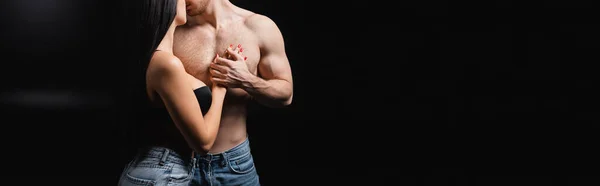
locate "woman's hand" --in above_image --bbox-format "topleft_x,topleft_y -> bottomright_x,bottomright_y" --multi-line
211,80 -> 227,94
210,54 -> 228,95
209,44 -> 250,89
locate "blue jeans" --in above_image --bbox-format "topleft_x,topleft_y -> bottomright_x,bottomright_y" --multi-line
118,147 -> 194,186
190,138 -> 260,186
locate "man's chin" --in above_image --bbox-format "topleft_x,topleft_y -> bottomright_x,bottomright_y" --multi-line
186,10 -> 198,16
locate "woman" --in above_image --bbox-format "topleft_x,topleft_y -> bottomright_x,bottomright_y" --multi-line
118,0 -> 246,185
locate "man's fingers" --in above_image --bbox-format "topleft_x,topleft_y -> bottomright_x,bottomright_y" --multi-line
209,69 -> 227,79
210,63 -> 228,73
211,77 -> 228,85
215,56 -> 235,67
213,53 -> 220,63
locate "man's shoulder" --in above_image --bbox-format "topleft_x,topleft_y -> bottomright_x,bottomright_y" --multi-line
244,14 -> 280,34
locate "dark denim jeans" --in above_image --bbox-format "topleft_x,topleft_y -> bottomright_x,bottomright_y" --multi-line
118,138 -> 260,186
190,138 -> 260,186
118,147 -> 193,186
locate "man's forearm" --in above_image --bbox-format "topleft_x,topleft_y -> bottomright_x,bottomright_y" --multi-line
242,74 -> 293,108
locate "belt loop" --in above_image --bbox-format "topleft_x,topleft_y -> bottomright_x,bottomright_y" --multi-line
159,148 -> 170,166
221,152 -> 228,167
191,157 -> 196,169
191,151 -> 197,168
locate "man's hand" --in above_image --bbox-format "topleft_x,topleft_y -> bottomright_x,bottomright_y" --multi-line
209,44 -> 251,88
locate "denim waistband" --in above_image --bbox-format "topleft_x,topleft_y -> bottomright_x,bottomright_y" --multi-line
195,137 -> 251,162
137,146 -> 192,166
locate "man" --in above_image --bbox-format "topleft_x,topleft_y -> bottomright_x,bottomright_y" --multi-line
173,0 -> 293,185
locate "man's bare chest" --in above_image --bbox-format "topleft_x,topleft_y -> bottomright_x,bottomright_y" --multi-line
173,25 -> 260,81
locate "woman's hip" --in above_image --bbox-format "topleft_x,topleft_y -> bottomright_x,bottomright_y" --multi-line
118,146 -> 194,186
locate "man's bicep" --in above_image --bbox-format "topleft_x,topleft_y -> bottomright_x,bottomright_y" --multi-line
255,17 -> 292,81
258,49 -> 292,81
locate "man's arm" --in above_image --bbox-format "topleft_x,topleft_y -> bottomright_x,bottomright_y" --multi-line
243,15 -> 293,108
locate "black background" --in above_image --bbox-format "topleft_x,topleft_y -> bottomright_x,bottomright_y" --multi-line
0,0 -> 599,185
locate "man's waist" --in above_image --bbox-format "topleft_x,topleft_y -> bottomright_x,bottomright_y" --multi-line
205,134 -> 250,156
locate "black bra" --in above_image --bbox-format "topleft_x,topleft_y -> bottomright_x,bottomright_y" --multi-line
193,86 -> 212,115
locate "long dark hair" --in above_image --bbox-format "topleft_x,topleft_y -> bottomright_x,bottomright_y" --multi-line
137,0 -> 178,72
129,0 -> 178,109
121,0 -> 179,157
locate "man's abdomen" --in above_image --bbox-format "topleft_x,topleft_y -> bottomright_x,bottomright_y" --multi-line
208,101 -> 249,154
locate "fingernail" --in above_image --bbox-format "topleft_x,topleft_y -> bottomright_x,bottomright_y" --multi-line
244,57 -> 247,60
240,48 -> 244,52
237,44 -> 241,48
229,44 -> 233,48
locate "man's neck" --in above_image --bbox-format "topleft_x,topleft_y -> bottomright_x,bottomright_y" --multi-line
188,0 -> 235,29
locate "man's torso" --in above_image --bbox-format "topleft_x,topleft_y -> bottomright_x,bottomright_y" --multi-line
174,11 -> 260,153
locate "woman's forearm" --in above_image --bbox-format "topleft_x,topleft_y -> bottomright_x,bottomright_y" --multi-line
195,89 -> 226,151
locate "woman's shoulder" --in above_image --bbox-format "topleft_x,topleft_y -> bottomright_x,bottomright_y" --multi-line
147,51 -> 185,77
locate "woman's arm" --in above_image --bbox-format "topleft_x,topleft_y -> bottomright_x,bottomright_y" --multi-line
146,55 -> 226,153
200,84 -> 226,145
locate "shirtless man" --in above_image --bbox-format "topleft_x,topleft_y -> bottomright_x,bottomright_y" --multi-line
173,0 -> 293,185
